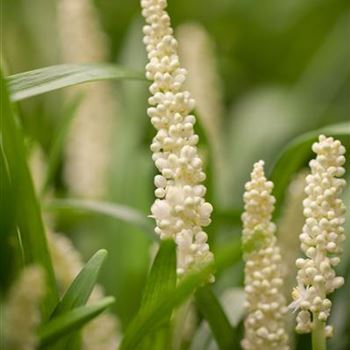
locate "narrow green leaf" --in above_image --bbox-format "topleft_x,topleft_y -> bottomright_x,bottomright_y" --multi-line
195,286 -> 238,350
270,122 -> 350,212
0,147 -> 16,294
0,69 -> 58,316
38,297 -> 115,348
51,249 -> 107,317
140,239 -> 176,312
120,262 -> 214,350
136,240 -> 176,350
7,63 -> 145,101
44,198 -> 155,239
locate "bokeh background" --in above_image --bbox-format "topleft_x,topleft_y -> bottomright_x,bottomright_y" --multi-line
3,0 -> 350,349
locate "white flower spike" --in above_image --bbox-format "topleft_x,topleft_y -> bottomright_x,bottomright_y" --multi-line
4,266 -> 45,350
291,135 -> 346,337
242,160 -> 289,350
141,0 -> 214,276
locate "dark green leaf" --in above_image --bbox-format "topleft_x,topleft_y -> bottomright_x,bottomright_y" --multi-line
7,63 -> 145,101
38,296 -> 115,348
195,286 -> 238,350
0,69 -> 58,317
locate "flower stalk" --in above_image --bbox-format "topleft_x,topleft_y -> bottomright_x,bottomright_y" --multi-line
312,318 -> 326,350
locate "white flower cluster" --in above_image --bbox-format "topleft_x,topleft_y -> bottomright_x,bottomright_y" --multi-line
242,161 -> 289,350
290,135 -> 346,336
58,0 -> 116,199
141,0 -> 214,276
4,266 -> 45,350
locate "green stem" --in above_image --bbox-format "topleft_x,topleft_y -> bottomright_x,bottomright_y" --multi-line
312,317 -> 327,350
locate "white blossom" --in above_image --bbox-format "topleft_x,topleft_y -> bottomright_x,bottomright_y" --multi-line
4,266 -> 45,350
291,135 -> 346,336
58,0 -> 116,199
141,0 -> 214,276
241,161 -> 289,350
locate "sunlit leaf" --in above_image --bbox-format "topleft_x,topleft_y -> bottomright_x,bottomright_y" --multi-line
7,63 -> 145,101
44,198 -> 155,239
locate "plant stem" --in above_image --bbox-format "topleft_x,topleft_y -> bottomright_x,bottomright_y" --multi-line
312,317 -> 327,350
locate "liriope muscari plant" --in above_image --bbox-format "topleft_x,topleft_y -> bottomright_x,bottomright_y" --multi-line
141,0 -> 214,277
290,135 -> 347,348
241,160 -> 289,350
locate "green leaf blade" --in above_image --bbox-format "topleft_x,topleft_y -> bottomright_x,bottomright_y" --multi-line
7,63 -> 145,101
120,262 -> 214,350
195,286 -> 238,350
38,296 -> 115,348
140,239 -> 177,313
51,249 -> 108,318
0,69 -> 58,317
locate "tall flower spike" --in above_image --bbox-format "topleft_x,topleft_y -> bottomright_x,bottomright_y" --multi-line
290,135 -> 346,337
141,0 -> 214,276
242,161 -> 289,350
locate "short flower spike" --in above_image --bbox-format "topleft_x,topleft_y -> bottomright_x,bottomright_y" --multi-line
4,266 -> 45,350
291,135 -> 347,337
242,161 -> 289,350
141,0 -> 214,276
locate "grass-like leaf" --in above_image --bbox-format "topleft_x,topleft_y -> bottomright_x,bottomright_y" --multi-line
0,70 -> 58,316
7,63 -> 145,101
195,286 -> 238,350
38,296 -> 115,348
44,198 -> 155,239
120,262 -> 215,350
270,121 -> 350,212
136,239 -> 176,350
51,249 -> 108,317
140,240 -> 177,312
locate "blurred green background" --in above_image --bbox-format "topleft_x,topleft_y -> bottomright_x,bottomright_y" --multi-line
2,0 -> 350,349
